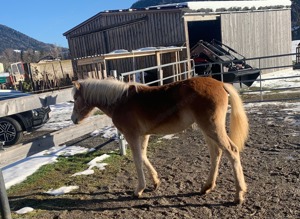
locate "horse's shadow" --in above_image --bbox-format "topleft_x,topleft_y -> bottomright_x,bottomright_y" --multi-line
9,190 -> 237,212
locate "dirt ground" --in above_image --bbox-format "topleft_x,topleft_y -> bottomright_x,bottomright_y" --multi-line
8,102 -> 300,219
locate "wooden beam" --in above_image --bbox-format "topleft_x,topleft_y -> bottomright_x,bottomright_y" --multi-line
183,14 -> 219,22
77,57 -> 104,66
0,116 -> 113,168
76,47 -> 186,65
0,88 -> 73,117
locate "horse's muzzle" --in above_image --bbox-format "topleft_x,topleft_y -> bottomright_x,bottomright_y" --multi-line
71,114 -> 78,124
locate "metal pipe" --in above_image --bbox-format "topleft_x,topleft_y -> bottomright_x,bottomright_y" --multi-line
117,129 -> 126,156
111,70 -> 117,79
117,76 -> 127,156
259,58 -> 263,101
220,63 -> 224,82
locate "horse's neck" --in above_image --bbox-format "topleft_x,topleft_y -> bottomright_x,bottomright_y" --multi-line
94,97 -> 121,118
97,105 -> 114,118
89,81 -> 130,117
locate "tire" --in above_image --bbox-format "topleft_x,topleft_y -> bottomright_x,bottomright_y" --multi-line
0,117 -> 24,146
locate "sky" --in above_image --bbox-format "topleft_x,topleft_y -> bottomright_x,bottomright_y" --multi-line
0,0 -> 137,48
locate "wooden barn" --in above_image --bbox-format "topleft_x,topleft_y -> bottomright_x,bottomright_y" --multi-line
63,0 -> 292,79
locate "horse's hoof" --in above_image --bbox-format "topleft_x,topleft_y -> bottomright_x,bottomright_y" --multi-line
200,184 -> 215,195
154,180 -> 161,191
234,193 -> 245,205
132,193 -> 141,199
132,194 -> 139,199
200,190 -> 210,196
133,189 -> 144,198
234,198 -> 244,205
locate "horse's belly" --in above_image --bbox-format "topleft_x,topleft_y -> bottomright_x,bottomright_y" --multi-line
146,113 -> 194,134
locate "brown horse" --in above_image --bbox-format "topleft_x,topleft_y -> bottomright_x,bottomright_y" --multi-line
71,77 -> 249,204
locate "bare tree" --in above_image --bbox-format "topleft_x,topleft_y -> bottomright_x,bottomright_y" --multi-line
0,49 -> 20,71
49,45 -> 63,59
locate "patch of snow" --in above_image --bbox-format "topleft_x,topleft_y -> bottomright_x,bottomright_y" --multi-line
245,102 -> 300,112
40,102 -> 103,131
2,145 -> 90,189
160,134 -> 179,140
39,102 -> 74,130
45,185 -> 79,196
250,69 -> 300,90
15,207 -> 34,214
109,49 -> 129,54
72,154 -> 110,176
72,169 -> 95,176
245,102 -> 300,128
153,0 -> 291,12
90,126 -> 118,139
88,154 -> 110,165
54,145 -> 90,157
90,130 -> 101,136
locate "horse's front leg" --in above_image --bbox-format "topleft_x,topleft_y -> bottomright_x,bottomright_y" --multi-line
125,135 -> 146,198
141,135 -> 160,190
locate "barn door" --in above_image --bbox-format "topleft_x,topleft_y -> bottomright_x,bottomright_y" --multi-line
187,17 -> 221,48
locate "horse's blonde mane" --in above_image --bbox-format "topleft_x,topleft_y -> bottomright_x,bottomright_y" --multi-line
73,79 -> 144,106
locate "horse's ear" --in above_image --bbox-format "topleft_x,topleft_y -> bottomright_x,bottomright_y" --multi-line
73,81 -> 80,90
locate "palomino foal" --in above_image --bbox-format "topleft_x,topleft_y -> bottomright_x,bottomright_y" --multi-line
71,77 -> 249,204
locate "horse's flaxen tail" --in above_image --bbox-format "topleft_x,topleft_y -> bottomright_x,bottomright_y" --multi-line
223,83 -> 249,152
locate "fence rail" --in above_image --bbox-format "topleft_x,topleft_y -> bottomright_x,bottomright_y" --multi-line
194,52 -> 300,102
0,88 -> 73,117
119,59 -> 195,85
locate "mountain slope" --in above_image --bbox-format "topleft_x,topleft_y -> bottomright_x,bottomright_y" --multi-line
0,24 -> 57,53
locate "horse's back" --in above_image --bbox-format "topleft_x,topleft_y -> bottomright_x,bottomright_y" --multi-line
113,77 -> 228,135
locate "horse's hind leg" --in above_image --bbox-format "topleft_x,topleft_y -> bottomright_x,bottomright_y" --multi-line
224,136 -> 247,204
204,130 -> 247,204
141,135 -> 161,190
200,135 -> 223,195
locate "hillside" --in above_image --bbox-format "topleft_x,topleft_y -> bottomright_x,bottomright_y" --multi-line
0,24 -> 60,54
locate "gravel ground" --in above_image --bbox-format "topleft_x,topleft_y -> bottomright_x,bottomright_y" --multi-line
9,102 -> 300,219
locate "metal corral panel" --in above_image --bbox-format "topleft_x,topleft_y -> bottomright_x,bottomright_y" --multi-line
221,10 -> 292,72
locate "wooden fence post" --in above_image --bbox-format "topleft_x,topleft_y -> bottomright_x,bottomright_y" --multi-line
0,142 -> 12,219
